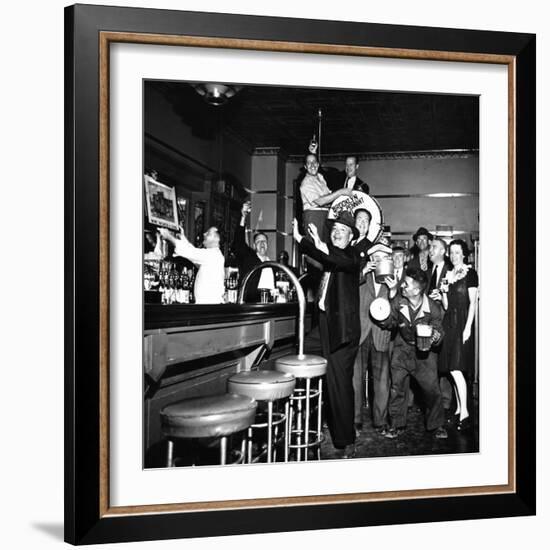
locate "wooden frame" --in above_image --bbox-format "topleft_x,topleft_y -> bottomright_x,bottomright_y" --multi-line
65,4 -> 536,545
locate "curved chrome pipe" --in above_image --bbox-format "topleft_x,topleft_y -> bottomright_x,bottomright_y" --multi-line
238,261 -> 306,357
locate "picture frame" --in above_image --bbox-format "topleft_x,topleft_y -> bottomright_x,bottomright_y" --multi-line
65,3 -> 536,545
143,174 -> 179,231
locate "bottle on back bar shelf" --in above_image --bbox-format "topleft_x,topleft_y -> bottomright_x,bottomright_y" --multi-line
188,268 -> 195,304
226,273 -> 238,304
275,270 -> 289,303
175,272 -> 183,304
158,269 -> 166,305
169,268 -> 178,305
180,268 -> 190,304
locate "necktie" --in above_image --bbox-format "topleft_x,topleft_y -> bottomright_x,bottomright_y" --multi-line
433,265 -> 440,288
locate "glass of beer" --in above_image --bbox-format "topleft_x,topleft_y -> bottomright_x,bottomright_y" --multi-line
416,324 -> 433,351
260,288 -> 270,303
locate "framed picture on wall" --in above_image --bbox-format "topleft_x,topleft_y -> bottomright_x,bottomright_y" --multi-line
65,4 -> 535,545
143,174 -> 179,231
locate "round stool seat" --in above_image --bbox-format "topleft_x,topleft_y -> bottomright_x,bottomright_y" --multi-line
161,394 -> 257,439
228,370 -> 296,401
275,354 -> 327,379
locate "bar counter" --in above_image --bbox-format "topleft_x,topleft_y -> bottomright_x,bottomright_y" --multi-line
144,302 -> 311,467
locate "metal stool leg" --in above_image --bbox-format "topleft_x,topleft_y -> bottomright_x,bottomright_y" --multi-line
273,424 -> 279,462
167,439 -> 174,468
288,400 -> 294,460
267,401 -> 273,463
241,436 -> 247,465
305,378 -> 311,462
247,427 -> 253,464
220,436 -> 228,466
317,378 -> 323,460
284,400 -> 290,462
297,393 -> 303,461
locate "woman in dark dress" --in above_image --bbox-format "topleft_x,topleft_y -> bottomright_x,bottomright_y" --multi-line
439,239 -> 479,430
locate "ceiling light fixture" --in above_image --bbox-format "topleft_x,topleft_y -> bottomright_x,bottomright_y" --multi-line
192,83 -> 243,106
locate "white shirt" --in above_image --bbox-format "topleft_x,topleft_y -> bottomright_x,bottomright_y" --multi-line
173,239 -> 225,304
345,175 -> 356,189
394,267 -> 403,281
300,173 -> 331,210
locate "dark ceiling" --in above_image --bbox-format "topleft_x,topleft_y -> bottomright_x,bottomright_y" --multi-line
148,81 -> 479,157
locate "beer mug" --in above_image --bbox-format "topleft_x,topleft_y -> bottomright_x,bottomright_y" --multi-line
374,257 -> 394,283
416,324 -> 433,351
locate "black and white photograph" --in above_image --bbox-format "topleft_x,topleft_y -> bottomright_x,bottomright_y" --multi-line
143,80 -> 480,468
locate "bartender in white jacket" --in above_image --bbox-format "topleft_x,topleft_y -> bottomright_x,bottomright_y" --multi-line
159,226 -> 225,304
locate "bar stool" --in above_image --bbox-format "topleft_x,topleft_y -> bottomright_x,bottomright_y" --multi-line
227,370 -> 296,463
160,393 -> 257,466
275,354 -> 327,461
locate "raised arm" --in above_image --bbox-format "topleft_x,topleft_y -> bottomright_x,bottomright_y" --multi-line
232,201 -> 253,259
159,228 -> 206,265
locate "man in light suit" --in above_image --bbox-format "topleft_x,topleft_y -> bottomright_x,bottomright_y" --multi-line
353,243 -> 398,435
293,212 -> 361,458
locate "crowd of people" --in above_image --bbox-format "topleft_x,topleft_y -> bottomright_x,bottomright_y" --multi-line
292,153 -> 479,458
158,152 -> 479,460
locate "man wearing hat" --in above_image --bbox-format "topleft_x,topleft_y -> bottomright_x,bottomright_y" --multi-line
352,242 -> 398,435
408,227 -> 433,273
293,212 -> 361,458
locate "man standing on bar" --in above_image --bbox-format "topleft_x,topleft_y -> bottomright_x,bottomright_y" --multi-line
300,153 -> 352,242
293,212 -> 360,459
232,200 -> 274,302
339,155 -> 370,195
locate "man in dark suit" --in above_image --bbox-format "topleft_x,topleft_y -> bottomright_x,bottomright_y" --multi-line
293,212 -> 360,458
232,201 -> 274,302
351,208 -> 374,269
340,155 -> 370,195
408,227 -> 433,273
427,237 -> 452,295
392,246 -> 407,286
427,237 -> 454,415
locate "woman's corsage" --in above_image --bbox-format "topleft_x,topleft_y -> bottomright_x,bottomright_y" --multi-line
448,264 -> 471,284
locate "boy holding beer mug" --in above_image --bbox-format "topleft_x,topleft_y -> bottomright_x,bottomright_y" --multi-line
378,267 -> 448,440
